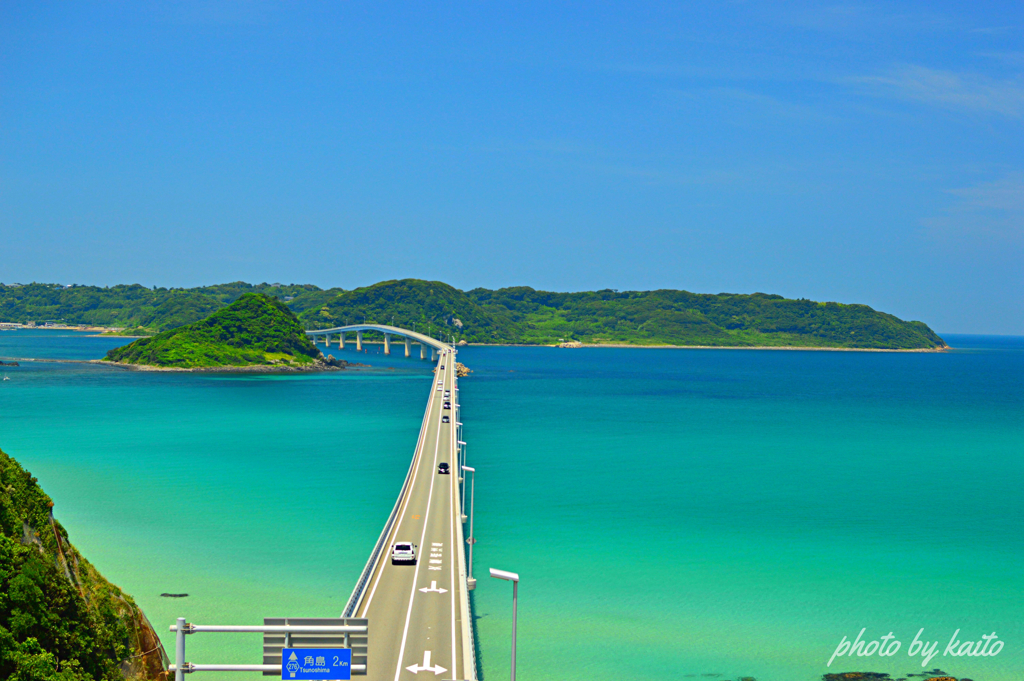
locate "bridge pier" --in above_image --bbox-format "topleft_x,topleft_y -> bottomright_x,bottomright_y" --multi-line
339,332 -> 345,350
420,343 -> 427,360
325,333 -> 331,347
384,334 -> 391,356
405,338 -> 411,357
431,347 -> 437,362
356,331 -> 363,352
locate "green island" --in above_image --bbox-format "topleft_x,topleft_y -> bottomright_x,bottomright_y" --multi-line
1,279 -> 946,350
0,448 -> 166,680
104,293 -> 326,370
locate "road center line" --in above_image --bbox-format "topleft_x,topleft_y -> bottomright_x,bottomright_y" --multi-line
393,359 -> 447,681
359,365 -> 439,616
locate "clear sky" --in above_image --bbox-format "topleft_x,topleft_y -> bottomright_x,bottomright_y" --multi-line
1,2 -> 1021,334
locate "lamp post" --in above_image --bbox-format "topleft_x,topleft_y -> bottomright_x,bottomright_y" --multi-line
463,465 -> 476,590
489,568 -> 519,681
457,440 -> 467,518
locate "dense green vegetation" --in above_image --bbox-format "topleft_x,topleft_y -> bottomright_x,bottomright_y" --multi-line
0,448 -> 165,680
303,280 -> 947,349
105,293 -> 322,368
0,282 -> 334,334
1,279 -> 946,349
303,280 -> 522,344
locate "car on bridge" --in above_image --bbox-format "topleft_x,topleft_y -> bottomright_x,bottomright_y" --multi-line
442,415 -> 450,423
391,542 -> 417,565
443,402 -> 451,410
438,462 -> 450,475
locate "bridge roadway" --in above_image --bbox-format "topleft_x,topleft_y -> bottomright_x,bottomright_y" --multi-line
346,350 -> 474,681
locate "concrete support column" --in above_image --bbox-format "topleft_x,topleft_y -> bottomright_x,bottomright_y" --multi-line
420,343 -> 427,360
431,347 -> 437,361
339,332 -> 345,350
325,333 -> 331,347
384,334 -> 391,355
356,331 -> 363,352
405,337 -> 411,357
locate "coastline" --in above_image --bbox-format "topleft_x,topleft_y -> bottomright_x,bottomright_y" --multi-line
461,343 -> 951,352
0,356 -> 369,372
94,359 -> 368,373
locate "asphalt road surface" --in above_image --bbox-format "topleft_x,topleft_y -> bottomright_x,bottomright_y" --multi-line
355,353 -> 470,681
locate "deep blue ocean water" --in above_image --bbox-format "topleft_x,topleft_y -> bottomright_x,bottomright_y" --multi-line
0,331 -> 1021,681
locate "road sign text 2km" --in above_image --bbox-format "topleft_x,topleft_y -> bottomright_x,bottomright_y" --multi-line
282,648 -> 352,680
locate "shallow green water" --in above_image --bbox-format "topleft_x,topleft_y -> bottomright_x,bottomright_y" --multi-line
0,331 -> 1021,680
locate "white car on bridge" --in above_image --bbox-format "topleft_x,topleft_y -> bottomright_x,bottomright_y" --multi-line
391,541 -> 417,565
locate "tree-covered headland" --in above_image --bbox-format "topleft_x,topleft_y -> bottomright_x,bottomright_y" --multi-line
105,293 -> 322,368
1,279 -> 946,350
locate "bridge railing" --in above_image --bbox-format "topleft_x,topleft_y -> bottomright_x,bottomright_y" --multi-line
341,366 -> 438,617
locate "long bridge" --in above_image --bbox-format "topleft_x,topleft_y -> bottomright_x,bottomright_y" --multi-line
172,326 -> 478,680
307,324 -> 454,362
333,334 -> 476,680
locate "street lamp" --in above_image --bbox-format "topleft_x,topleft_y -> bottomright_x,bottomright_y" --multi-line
489,568 -> 519,681
457,441 -> 467,516
463,465 -> 476,590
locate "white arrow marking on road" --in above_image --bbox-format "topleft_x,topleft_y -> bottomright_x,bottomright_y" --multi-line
418,581 -> 448,594
406,650 -> 447,675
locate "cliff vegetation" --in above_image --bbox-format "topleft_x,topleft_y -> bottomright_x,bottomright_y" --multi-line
0,448 -> 166,680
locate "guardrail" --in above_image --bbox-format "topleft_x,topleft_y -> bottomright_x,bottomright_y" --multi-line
452,387 -> 479,680
341,363 -> 439,617
168,619 -> 367,679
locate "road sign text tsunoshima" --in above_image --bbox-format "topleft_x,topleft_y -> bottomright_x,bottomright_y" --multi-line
282,648 -> 352,680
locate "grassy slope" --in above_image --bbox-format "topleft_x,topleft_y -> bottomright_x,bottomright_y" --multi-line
105,293 -> 321,368
0,448 -> 165,680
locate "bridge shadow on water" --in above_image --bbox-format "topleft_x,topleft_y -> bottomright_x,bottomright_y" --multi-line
469,590 -> 487,680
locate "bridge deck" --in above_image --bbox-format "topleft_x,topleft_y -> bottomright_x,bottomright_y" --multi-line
346,352 -> 474,681
307,324 -> 453,353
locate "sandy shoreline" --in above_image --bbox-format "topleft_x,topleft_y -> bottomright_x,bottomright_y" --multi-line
0,356 -> 369,372
461,343 -> 950,352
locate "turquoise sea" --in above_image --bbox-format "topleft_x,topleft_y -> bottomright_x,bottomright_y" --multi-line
0,330 -> 1021,681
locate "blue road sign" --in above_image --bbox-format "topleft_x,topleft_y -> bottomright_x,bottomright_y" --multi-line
282,648 -> 352,681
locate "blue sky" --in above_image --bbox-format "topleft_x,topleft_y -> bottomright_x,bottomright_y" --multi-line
1,2 -> 1021,334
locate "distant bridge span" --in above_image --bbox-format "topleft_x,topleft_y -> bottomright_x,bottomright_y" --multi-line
306,324 -> 454,359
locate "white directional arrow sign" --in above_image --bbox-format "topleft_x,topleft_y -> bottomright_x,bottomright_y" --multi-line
418,581 -> 448,594
406,650 -> 447,676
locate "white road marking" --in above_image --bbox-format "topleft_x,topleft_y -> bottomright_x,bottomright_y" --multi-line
405,650 -> 446,676
393,359 -> 447,681
418,581 -> 448,594
359,368 -> 440,616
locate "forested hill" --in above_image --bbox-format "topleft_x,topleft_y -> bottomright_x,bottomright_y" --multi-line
0,282 -> 338,333
303,281 -> 946,349
0,280 -> 946,349
0,448 -> 166,679
105,293 -> 322,368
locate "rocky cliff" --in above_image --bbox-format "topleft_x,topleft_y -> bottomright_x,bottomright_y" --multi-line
0,448 -> 167,680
